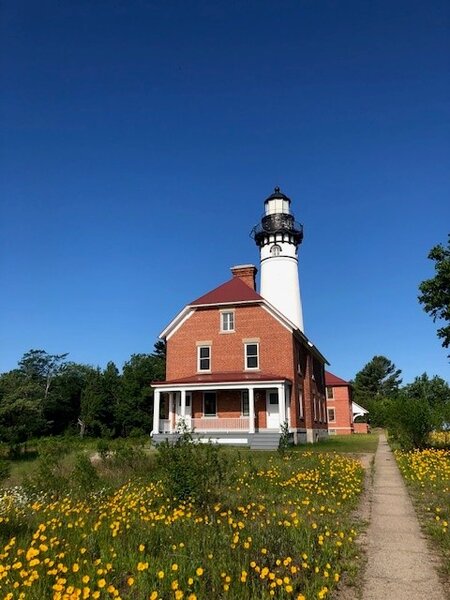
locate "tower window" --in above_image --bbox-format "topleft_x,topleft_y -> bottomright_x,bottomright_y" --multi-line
198,346 -> 211,371
221,311 -> 235,332
271,244 -> 281,256
245,343 -> 259,370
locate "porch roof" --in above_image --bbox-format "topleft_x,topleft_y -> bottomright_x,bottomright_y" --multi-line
153,372 -> 291,386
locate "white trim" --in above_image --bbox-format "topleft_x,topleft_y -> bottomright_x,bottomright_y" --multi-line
153,379 -> 288,392
160,307 -> 194,340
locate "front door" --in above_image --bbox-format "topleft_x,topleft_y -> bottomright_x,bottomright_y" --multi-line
266,390 -> 279,429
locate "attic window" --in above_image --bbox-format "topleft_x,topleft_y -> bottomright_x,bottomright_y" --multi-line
221,311 -> 235,332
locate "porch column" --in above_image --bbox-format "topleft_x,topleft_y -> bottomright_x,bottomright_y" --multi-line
168,392 -> 175,433
248,387 -> 255,434
180,389 -> 186,419
152,389 -> 161,435
286,384 -> 291,429
278,384 -> 286,431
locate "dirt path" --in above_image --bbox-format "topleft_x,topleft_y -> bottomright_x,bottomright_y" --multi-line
361,433 -> 447,600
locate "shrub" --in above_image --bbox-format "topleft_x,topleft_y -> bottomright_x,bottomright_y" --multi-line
156,421 -> 231,508
0,459 -> 10,484
388,395 -> 438,450
70,453 -> 100,495
278,420 -> 292,455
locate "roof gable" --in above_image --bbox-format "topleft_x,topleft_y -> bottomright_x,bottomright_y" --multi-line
190,277 -> 263,306
325,371 -> 350,386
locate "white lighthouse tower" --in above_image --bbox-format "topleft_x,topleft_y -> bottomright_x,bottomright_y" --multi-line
251,187 -> 304,331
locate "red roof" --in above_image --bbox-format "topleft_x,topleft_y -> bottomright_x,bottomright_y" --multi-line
190,277 -> 263,306
325,371 -> 350,387
155,372 -> 291,385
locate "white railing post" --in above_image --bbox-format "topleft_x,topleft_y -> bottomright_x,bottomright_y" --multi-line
180,389 -> 186,419
152,389 -> 161,435
248,387 -> 255,434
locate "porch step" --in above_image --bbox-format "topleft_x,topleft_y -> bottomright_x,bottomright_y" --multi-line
249,432 -> 282,450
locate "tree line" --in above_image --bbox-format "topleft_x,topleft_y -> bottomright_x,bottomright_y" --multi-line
0,343 -> 165,453
352,355 -> 450,448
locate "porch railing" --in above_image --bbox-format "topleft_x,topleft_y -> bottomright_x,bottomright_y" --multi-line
191,417 -> 250,431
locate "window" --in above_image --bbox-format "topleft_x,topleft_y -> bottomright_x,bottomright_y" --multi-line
328,408 -> 335,422
198,346 -> 211,371
221,311 -> 235,332
313,394 -> 317,421
298,390 -> 304,419
203,392 -> 217,416
271,244 -> 281,256
241,390 -> 249,416
326,386 -> 334,399
245,343 -> 259,369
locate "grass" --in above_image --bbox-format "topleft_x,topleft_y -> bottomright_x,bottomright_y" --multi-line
296,433 -> 379,455
0,441 -> 368,600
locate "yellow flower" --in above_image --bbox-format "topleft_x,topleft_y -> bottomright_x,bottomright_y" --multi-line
171,563 -> 179,571
127,577 -> 134,586
98,579 -> 106,588
157,570 -> 165,579
196,567 -> 204,576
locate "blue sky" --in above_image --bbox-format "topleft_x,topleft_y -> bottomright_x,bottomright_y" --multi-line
1,0 -> 449,383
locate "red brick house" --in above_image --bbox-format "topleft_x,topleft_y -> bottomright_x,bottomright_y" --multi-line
325,371 -> 369,435
152,188 -> 329,448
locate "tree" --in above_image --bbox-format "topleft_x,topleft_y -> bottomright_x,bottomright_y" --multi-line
116,353 -> 164,436
44,362 -> 96,435
352,355 -> 402,410
402,373 -> 450,408
0,370 -> 46,450
18,349 -> 68,399
418,235 -> 450,357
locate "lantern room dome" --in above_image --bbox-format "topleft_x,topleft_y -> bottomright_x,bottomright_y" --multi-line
264,186 -> 291,203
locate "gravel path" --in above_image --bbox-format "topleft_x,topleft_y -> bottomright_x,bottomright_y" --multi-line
361,433 -> 448,600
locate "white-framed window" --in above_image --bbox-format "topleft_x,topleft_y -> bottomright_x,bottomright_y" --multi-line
298,390 -> 304,419
313,394 -> 317,421
197,346 -> 211,372
241,390 -> 249,416
328,408 -> 336,422
221,311 -> 235,332
326,386 -> 334,399
203,392 -> 217,416
245,343 -> 259,370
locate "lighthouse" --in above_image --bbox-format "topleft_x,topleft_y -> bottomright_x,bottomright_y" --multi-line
251,187 -> 304,331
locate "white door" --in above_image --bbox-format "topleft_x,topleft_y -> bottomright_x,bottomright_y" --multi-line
266,390 -> 279,429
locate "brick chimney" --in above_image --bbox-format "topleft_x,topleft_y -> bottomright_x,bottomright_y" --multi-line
230,264 -> 258,291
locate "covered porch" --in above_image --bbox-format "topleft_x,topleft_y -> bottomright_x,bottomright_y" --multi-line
152,374 -> 292,439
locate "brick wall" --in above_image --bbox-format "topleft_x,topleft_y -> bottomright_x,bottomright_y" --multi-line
167,304 -> 294,380
166,303 -> 325,433
326,384 -> 353,435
